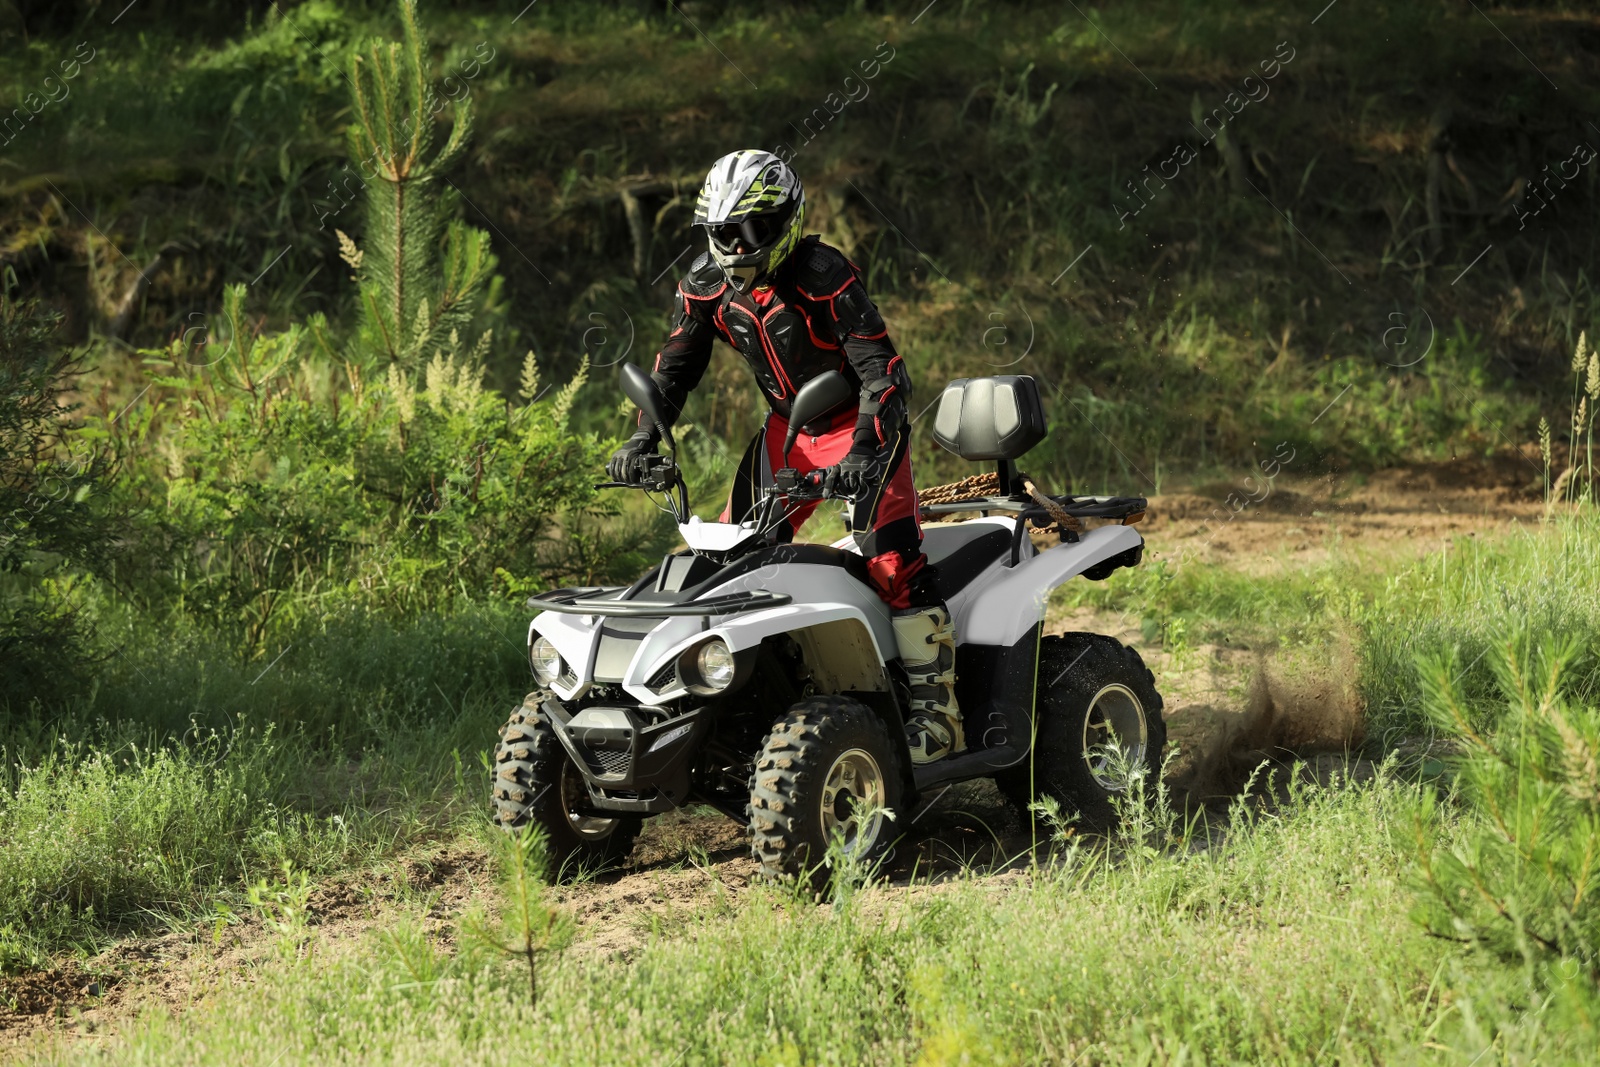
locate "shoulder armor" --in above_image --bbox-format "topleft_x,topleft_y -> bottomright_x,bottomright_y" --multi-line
793,237 -> 857,297
680,251 -> 728,299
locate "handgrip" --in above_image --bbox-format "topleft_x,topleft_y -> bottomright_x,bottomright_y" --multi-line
774,467 -> 826,500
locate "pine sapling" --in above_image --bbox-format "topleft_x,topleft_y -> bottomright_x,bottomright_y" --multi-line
465,826 -> 573,1007
346,0 -> 497,366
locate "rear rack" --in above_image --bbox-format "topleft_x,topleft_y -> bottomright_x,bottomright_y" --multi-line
920,494 -> 1147,566
527,587 -> 792,618
920,493 -> 1147,520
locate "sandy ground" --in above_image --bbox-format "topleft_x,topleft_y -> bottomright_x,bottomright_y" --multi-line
1,457 -> 1545,1050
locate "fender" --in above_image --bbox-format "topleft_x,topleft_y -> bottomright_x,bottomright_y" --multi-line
529,611 -> 603,702
626,562 -> 894,703
622,603 -> 891,705
533,562 -> 894,705
960,524 -> 1145,645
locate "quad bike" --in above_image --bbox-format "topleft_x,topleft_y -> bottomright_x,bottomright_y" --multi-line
492,363 -> 1165,880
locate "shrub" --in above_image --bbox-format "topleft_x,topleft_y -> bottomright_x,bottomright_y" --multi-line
0,291 -> 117,708
111,283 -> 607,649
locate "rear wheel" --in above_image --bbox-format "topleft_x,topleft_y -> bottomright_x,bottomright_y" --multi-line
998,633 -> 1166,831
493,695 -> 642,875
748,696 -> 904,882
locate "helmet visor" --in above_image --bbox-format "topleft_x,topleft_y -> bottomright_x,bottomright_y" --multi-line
707,211 -> 786,254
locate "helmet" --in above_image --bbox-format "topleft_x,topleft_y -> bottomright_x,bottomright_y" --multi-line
694,150 -> 806,293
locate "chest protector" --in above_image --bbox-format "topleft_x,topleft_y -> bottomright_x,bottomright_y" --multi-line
680,237 -> 863,419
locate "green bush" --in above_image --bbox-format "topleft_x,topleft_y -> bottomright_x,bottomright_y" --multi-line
0,292 -> 117,708
110,281 -> 606,649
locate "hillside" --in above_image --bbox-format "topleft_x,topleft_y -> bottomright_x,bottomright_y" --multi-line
3,0 -> 1597,485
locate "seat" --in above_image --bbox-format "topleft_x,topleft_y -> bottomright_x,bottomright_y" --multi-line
921,519 -> 1017,600
932,376 -> 1047,461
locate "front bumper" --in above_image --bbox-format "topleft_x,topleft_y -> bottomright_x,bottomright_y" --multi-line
538,696 -> 711,814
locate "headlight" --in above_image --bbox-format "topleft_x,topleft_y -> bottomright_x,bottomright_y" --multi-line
695,639 -> 735,691
530,636 -> 563,685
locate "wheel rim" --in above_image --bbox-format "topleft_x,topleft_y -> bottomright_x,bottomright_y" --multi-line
819,747 -> 886,858
561,761 -> 617,838
1081,683 -> 1149,791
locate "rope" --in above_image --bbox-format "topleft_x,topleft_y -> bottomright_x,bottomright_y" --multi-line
916,470 -> 1082,532
916,471 -> 1002,507
1022,476 -> 1083,532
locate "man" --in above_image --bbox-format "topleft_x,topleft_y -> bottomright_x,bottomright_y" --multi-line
607,149 -> 963,764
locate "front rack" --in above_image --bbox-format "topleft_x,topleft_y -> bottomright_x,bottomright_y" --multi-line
526,587 -> 793,618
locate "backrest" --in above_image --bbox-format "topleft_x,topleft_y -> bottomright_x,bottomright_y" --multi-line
931,376 -> 1048,461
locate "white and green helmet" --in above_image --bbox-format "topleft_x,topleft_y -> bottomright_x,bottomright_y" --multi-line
694,149 -> 806,292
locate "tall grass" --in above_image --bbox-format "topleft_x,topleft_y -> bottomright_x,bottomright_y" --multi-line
1358,513 -> 1600,740
1058,510 -> 1600,744
0,601 -> 523,969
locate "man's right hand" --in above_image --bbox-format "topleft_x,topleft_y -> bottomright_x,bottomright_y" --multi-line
606,430 -> 659,485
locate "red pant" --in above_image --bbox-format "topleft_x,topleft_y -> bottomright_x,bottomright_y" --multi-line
721,409 -> 926,609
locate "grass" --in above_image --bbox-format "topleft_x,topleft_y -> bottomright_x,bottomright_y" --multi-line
4,2 -> 1600,1057
3,499 -> 1599,1061
14,767 -> 1599,1064
1059,510 -> 1600,740
0,600 -> 524,971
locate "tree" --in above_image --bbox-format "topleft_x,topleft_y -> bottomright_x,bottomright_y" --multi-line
342,0 -> 497,367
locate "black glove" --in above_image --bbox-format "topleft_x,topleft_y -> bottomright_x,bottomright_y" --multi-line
824,449 -> 889,503
607,429 -> 658,485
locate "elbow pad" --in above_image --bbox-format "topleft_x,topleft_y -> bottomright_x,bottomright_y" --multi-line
834,282 -> 889,341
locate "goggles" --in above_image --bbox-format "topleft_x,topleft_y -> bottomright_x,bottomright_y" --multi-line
707,211 -> 785,253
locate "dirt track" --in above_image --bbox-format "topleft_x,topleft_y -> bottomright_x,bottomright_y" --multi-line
1,458 -> 1547,1048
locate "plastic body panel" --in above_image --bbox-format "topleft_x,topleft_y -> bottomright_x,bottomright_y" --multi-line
959,524 -> 1145,646
531,562 -> 894,705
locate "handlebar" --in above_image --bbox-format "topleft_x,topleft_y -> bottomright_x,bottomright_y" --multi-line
594,454 -> 689,520
773,466 -> 826,501
594,458 -> 833,545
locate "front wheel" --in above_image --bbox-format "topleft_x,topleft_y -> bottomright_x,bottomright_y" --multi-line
998,633 -> 1166,831
493,696 -> 642,876
748,696 -> 905,882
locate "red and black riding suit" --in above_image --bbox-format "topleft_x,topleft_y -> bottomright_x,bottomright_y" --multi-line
649,235 -> 930,609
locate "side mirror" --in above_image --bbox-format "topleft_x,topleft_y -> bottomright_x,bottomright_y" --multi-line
619,363 -> 676,452
781,371 -> 855,463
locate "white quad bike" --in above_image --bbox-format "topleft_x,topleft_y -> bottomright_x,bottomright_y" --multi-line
493,364 -> 1165,880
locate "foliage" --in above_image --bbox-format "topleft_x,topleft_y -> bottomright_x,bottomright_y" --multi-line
1411,633 -> 1600,982
0,290 -> 116,706
4,1 -> 1592,485
108,282 -> 606,649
